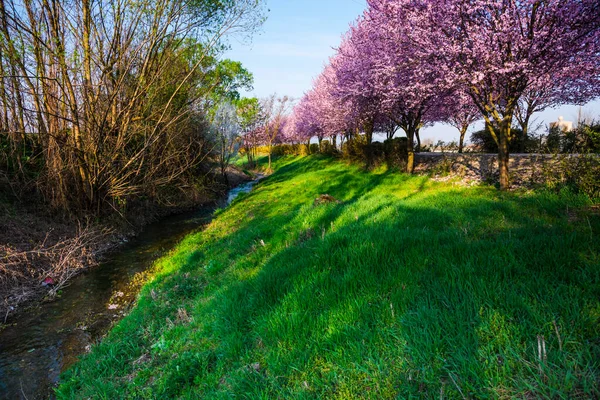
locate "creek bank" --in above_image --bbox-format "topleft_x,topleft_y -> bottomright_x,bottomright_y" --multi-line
0,166 -> 252,323
0,173 -> 262,400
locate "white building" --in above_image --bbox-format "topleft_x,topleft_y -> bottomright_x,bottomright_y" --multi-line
549,116 -> 573,132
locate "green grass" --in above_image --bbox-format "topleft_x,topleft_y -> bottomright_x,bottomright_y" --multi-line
233,153 -> 280,173
58,155 -> 600,399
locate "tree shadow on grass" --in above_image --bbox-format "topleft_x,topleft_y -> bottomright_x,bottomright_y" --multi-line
165,183 -> 599,398
57,157 -> 600,399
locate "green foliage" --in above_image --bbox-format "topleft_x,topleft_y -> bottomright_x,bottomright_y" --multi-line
545,126 -> 564,153
584,123 -> 600,151
539,155 -> 600,200
58,156 -> 600,399
470,126 -> 536,153
342,136 -> 408,169
235,97 -> 261,131
383,137 -> 408,169
546,122 -> 600,154
566,156 -> 600,200
203,58 -> 255,123
209,59 -> 254,103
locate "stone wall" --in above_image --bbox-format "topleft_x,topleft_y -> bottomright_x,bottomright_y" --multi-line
414,153 -> 600,187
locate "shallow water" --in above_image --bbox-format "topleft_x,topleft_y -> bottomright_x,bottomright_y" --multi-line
0,178 -> 259,399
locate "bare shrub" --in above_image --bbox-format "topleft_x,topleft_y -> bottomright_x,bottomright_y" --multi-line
0,225 -> 107,319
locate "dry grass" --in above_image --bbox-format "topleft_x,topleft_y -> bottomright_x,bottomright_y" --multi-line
0,223 -> 108,322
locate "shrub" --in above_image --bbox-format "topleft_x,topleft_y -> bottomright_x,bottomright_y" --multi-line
545,126 -> 564,153
562,155 -> 600,200
544,122 -> 600,154
583,123 -> 600,152
470,126 -> 538,153
320,140 -> 338,154
540,155 -> 600,200
341,136 -> 408,169
341,135 -> 368,160
383,137 -> 408,169
250,145 -> 305,156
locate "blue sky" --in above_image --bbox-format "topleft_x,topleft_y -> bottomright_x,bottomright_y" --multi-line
226,0 -> 599,142
226,0 -> 367,98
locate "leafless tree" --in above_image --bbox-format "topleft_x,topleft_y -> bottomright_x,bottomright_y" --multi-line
211,102 -> 241,181
0,0 -> 265,211
261,94 -> 293,171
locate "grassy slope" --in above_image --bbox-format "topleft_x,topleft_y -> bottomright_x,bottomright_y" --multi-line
58,156 -> 600,399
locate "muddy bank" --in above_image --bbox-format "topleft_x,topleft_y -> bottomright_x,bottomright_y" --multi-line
0,166 -> 252,323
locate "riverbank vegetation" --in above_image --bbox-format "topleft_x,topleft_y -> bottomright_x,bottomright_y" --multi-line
58,156 -> 600,399
0,0 -> 267,319
0,0 -> 265,213
1,0 -> 599,394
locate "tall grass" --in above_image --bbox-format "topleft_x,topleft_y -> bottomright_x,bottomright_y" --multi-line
58,155 -> 600,399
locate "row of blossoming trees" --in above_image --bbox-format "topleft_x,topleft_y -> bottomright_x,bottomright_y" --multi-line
247,0 -> 600,190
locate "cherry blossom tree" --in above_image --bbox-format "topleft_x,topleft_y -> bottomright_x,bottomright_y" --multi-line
438,90 -> 480,153
377,116 -> 400,141
280,112 -> 302,145
261,94 -> 293,171
332,21 -> 385,145
388,0 -> 600,189
363,2 -> 453,172
295,0 -> 599,184
515,69 -> 600,151
293,91 -> 322,150
242,126 -> 266,166
291,62 -> 356,153
316,64 -> 355,149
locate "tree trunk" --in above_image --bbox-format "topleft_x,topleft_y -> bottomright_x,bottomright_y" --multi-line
459,125 -> 468,153
364,120 -> 374,144
221,164 -> 229,185
268,142 -> 272,171
306,139 -> 310,155
520,115 -> 530,153
415,129 -> 421,152
498,124 -> 510,191
407,130 -> 415,173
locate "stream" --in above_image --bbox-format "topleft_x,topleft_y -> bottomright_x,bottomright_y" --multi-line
0,177 -> 261,399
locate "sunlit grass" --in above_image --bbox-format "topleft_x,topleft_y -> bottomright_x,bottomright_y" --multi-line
58,155 -> 600,399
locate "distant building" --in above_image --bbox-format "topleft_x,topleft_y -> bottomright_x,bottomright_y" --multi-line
549,116 -> 573,132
